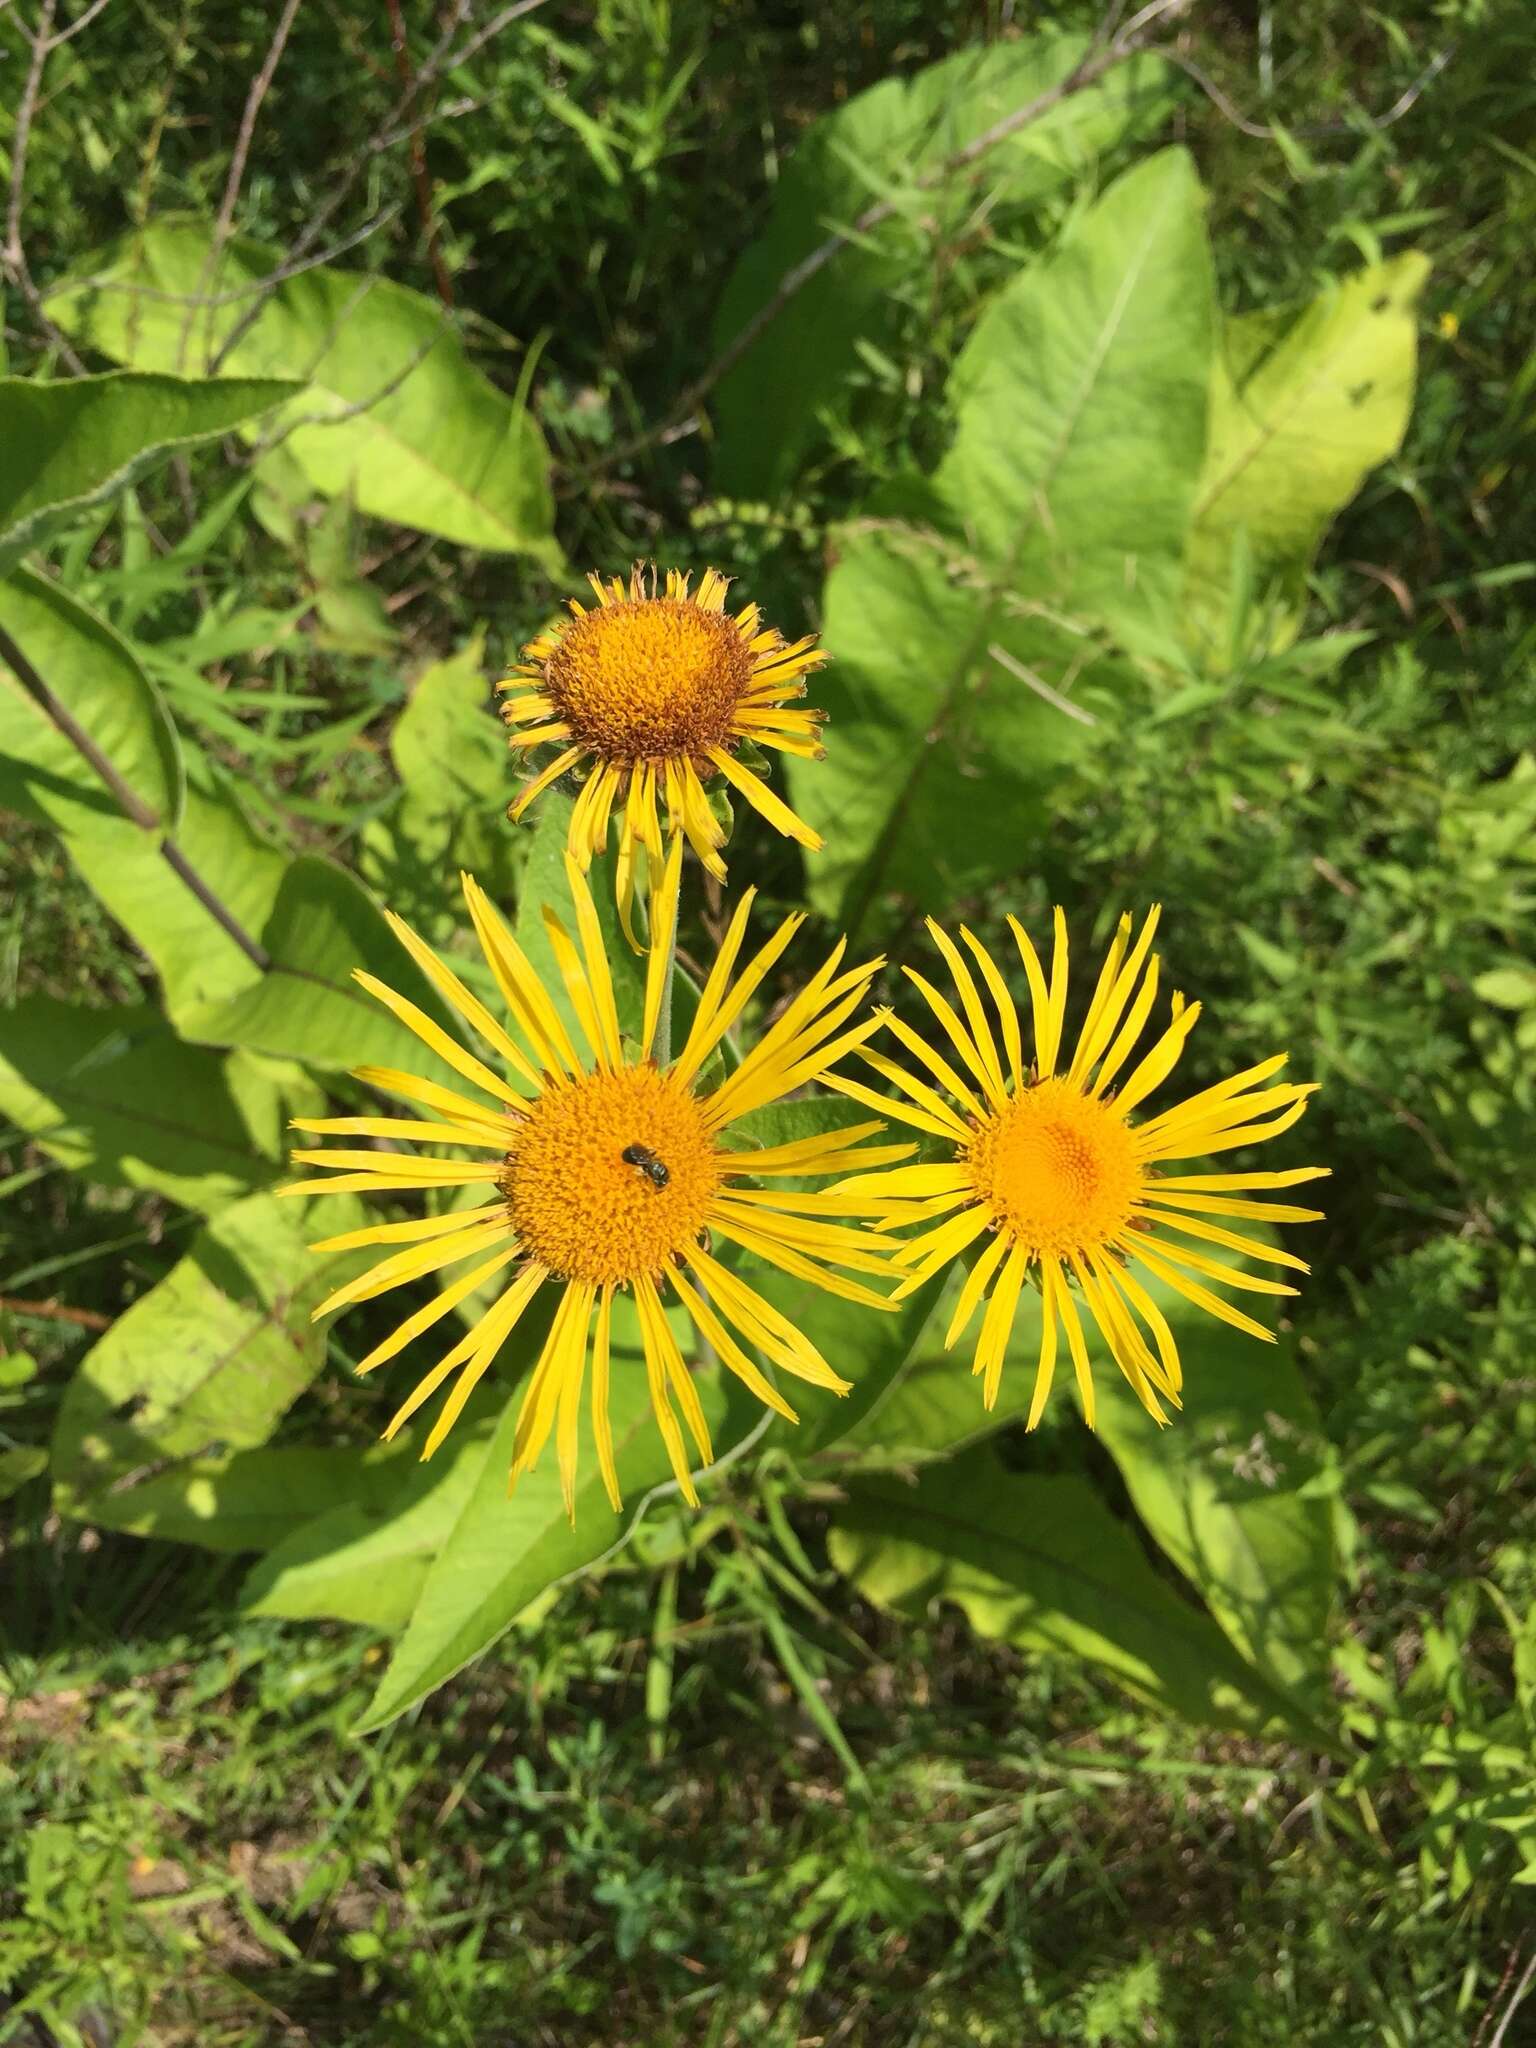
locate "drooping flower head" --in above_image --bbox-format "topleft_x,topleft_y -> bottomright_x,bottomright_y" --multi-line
500,566 -> 827,943
832,908 -> 1327,1425
282,838 -> 909,1517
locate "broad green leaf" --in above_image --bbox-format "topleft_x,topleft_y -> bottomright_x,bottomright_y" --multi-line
187,853 -> 458,1070
59,742 -> 456,1071
362,635 -> 521,931
829,1449 -> 1311,1735
792,524 -> 1113,923
1085,1280 -> 1337,1713
0,563 -> 184,832
50,1189 -> 368,1529
0,996 -> 319,1211
711,32 -> 1172,496
791,150 -> 1214,923
52,220 -> 560,564
0,1447 -> 49,1501
241,1427 -> 494,1631
0,370 -> 298,575
67,1445 -> 376,1554
930,147 -> 1214,646
810,1267 -> 1038,1469
357,1298 -> 739,1730
1184,253 -> 1428,657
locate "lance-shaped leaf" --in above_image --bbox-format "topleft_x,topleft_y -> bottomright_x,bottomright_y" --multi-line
0,563 -> 184,832
51,221 -> 560,564
357,1296 -> 745,1731
50,1190 -> 369,1529
790,150 -> 1214,924
0,996 -> 319,1211
830,1449 -> 1319,1737
0,370 -> 298,576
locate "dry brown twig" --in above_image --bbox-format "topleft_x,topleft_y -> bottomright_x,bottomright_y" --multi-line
175,0 -> 306,373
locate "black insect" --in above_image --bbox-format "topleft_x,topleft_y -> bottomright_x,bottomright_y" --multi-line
622,1142 -> 670,1189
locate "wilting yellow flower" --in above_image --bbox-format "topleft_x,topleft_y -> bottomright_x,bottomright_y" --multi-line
282,838 -> 908,1516
500,565 -> 827,943
832,908 -> 1327,1426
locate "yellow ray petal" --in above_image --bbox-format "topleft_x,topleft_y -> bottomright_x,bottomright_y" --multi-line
705,745 -> 822,849
354,1246 -> 520,1378
641,831 -> 686,1060
960,926 -> 1023,1094
636,1274 -> 713,1467
944,1228 -> 1011,1351
352,971 -> 529,1110
904,960 -> 1006,1109
590,1285 -> 621,1513
1136,1207 -> 1312,1272
1027,1260 -> 1060,1429
509,745 -> 581,821
1113,996 -> 1202,1114
1130,1242 -> 1275,1344
668,1266 -> 798,1422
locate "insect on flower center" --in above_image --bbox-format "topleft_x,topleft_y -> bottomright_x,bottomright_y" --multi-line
500,1063 -> 721,1285
543,599 -> 757,763
965,1077 -> 1143,1257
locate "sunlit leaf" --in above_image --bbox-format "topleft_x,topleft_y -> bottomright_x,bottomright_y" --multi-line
52,220 -> 560,564
0,369 -> 298,576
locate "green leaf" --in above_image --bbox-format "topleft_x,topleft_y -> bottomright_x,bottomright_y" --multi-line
357,1297 -> 738,1730
1183,252 -> 1429,658
186,853 -> 457,1070
362,635 -> 521,927
929,147 -> 1214,646
809,1268 -> 1038,1469
1085,1280 -> 1338,1713
711,32 -> 1172,496
65,1445 -> 377,1554
50,1189 -> 368,1533
0,996 -> 319,1211
52,220 -> 560,564
1474,965 -> 1536,1010
0,562 -> 184,832
0,1447 -> 49,1502
790,522 -> 1111,924
791,150 -> 1214,922
241,1427 -> 494,1631
0,369 -> 299,576
57,740 -> 456,1070
829,1449 -> 1311,1735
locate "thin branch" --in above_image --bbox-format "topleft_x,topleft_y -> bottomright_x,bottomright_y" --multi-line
1,0 -> 89,372
1164,42 -> 1454,143
176,0 -> 305,372
584,0 -> 1192,477
0,1293 -> 112,1331
248,310 -> 451,458
385,0 -> 454,307
987,642 -> 1098,726
44,0 -> 113,50
47,203 -> 401,312
0,621 -> 272,973
211,0 -> 547,374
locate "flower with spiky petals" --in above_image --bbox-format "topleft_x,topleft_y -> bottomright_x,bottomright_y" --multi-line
281,839 -> 910,1518
500,565 -> 827,944
831,907 -> 1327,1428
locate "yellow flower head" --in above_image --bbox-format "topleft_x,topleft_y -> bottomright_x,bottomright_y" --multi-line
833,908 -> 1327,1426
282,838 -> 910,1518
500,566 -> 827,943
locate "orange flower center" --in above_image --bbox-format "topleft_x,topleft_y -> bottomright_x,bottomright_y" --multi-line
965,1078 -> 1143,1257
542,599 -> 755,763
501,1063 -> 720,1284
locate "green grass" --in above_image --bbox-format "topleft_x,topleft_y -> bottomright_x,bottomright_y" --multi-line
4,0 -> 1536,2042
